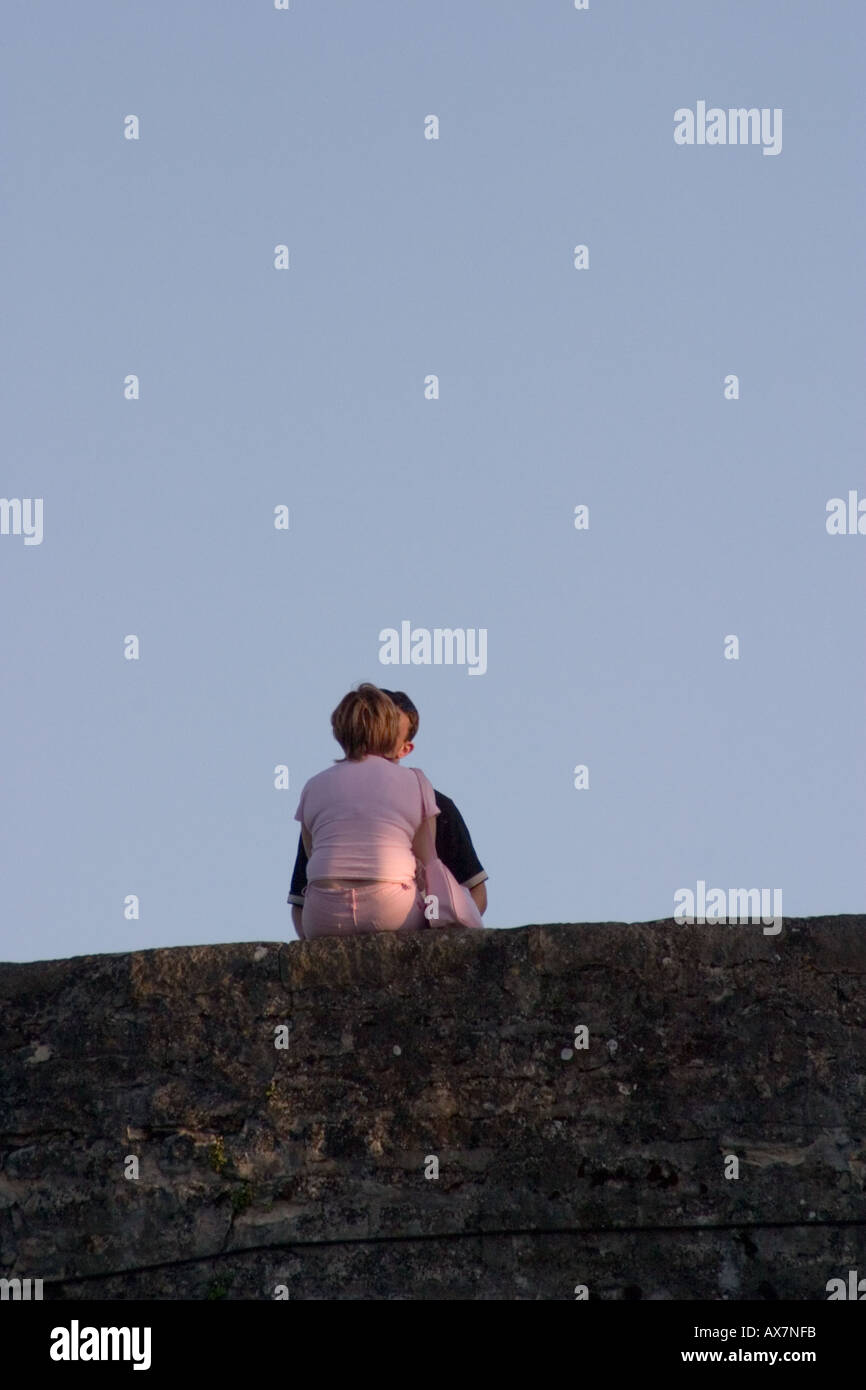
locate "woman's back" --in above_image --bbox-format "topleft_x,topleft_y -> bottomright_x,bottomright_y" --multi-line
295,753 -> 437,883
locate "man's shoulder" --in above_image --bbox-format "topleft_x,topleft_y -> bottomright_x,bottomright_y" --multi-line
432,789 -> 473,832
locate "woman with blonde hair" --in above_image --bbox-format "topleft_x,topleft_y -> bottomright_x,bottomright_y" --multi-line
293,683 -> 440,939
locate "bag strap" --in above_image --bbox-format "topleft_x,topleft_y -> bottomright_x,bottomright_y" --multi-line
411,766 -> 438,866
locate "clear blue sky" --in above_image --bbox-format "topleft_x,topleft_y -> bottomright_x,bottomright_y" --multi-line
2,1 -> 863,963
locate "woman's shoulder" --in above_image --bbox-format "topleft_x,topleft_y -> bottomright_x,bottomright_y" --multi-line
310,757 -> 396,781
302,761 -> 345,790
396,761 -> 434,790
364,757 -> 429,786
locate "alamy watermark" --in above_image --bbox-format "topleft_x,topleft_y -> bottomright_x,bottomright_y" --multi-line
674,102 -> 782,156
49,1321 -> 151,1370
0,1277 -> 43,1300
379,621 -> 487,676
826,1270 -> 866,1299
826,490 -> 866,534
674,880 -> 783,935
0,498 -> 43,545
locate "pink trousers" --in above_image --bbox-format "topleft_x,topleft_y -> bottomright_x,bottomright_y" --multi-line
300,880 -> 428,939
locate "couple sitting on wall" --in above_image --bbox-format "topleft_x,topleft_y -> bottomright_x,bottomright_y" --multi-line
288,684 -> 488,940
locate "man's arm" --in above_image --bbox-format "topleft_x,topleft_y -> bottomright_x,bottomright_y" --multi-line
431,790 -> 488,916
287,831 -> 309,939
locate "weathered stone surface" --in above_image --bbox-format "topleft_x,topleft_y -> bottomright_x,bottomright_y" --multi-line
1,916 -> 865,1299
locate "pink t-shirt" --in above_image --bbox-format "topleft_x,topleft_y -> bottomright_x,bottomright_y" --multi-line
294,755 -> 440,882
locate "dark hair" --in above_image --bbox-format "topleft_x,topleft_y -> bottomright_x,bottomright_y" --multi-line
331,683 -> 401,761
379,689 -> 419,741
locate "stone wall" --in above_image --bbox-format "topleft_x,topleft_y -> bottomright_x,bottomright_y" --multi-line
1,916 -> 864,1299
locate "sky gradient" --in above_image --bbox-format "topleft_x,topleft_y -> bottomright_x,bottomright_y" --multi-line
2,0 -> 864,963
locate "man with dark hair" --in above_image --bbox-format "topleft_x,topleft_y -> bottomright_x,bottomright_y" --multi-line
287,688 -> 488,936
